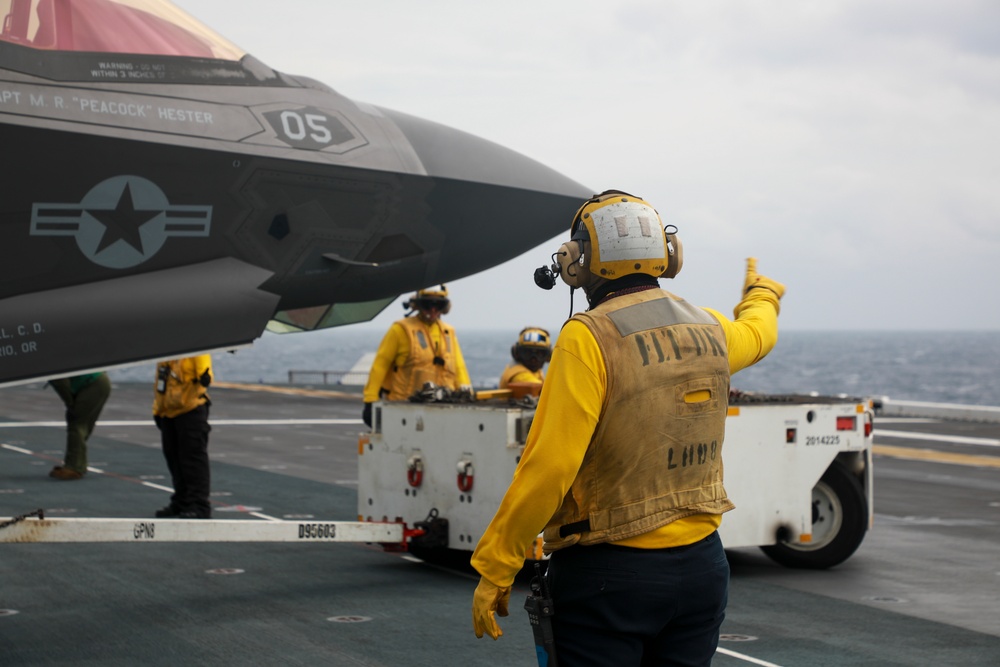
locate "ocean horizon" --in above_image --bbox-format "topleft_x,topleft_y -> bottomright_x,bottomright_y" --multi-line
105,329 -> 1000,408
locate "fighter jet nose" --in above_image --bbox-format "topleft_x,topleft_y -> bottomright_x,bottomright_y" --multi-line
367,106 -> 591,284
379,107 -> 590,201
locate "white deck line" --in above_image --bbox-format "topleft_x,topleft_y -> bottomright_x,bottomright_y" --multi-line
874,429 -> 1000,448
0,419 -> 362,428
716,647 -> 785,666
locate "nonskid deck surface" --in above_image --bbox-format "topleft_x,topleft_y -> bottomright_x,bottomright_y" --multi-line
1,383 -> 998,666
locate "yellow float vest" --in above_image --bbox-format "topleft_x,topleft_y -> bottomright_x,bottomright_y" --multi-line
388,317 -> 459,399
499,363 -> 543,389
543,289 -> 734,552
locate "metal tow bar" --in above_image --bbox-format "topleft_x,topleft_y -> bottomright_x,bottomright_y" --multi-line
0,517 -> 405,544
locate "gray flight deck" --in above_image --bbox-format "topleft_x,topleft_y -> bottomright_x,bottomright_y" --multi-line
1,382 -> 998,666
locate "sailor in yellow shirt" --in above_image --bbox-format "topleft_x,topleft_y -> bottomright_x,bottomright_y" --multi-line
362,285 -> 472,427
498,326 -> 552,389
471,191 -> 784,667
152,355 -> 213,519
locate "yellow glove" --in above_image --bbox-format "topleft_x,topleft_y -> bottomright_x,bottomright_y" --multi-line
472,576 -> 511,640
735,257 -> 785,317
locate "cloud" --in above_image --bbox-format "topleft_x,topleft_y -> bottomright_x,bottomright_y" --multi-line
176,0 -> 1000,330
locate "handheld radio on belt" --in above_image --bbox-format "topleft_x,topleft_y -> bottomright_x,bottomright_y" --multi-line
524,562 -> 558,666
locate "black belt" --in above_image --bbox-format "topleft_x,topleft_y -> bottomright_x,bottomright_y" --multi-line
558,519 -> 591,537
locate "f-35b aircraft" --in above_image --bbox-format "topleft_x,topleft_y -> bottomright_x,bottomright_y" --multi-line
0,0 -> 589,387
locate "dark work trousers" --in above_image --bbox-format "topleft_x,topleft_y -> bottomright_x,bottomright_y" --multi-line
62,374 -> 111,473
546,531 -> 729,667
156,404 -> 212,517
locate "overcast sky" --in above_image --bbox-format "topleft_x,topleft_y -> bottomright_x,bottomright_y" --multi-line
175,0 -> 1000,334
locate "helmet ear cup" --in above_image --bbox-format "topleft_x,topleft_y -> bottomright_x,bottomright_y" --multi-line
556,240 -> 590,288
663,233 -> 683,279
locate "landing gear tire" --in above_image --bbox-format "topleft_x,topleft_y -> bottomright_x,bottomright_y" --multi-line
761,461 -> 868,569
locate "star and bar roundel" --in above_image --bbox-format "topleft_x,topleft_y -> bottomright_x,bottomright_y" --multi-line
30,175 -> 212,269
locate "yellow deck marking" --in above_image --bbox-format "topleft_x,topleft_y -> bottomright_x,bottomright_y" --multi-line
873,444 -> 1000,469
214,381 -> 361,400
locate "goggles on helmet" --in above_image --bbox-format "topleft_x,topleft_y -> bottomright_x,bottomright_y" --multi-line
416,298 -> 448,311
517,327 -> 550,349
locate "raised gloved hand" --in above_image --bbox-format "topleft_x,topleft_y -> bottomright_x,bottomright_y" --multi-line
472,576 -> 511,640
735,257 -> 785,317
362,402 -> 372,427
742,257 -> 785,299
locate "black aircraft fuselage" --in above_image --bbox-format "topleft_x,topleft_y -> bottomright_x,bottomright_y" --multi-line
0,0 -> 589,386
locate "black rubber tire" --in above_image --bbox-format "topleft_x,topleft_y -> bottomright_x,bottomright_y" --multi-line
760,460 -> 868,569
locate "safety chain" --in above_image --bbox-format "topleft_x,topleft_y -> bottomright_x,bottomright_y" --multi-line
0,509 -> 45,531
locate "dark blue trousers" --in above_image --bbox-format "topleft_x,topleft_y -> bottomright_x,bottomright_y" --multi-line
156,404 -> 212,517
546,531 -> 729,667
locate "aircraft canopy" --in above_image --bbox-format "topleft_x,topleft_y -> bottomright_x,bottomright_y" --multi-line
0,0 -> 245,60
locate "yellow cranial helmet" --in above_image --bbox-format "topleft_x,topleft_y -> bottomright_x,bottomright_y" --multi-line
407,284 -> 451,314
516,326 -> 551,350
512,326 -> 552,364
555,190 -> 682,288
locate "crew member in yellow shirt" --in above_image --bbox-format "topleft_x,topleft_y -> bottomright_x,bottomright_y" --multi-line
498,326 -> 551,389
362,285 -> 472,427
471,190 -> 784,666
153,355 -> 213,519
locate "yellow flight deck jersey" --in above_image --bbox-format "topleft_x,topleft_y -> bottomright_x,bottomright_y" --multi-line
152,355 -> 213,419
363,318 -> 472,403
471,288 -> 779,588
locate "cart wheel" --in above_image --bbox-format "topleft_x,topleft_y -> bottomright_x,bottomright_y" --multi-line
760,460 -> 867,569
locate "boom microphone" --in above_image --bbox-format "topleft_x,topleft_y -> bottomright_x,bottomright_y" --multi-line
534,265 -> 557,290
